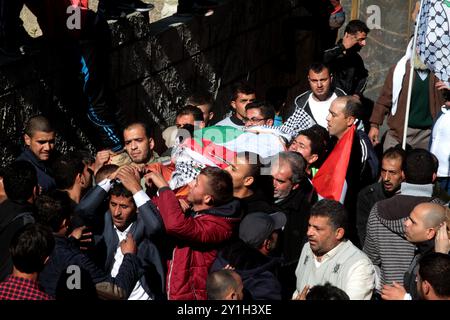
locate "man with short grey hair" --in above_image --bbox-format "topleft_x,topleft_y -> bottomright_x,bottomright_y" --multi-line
270,151 -> 314,299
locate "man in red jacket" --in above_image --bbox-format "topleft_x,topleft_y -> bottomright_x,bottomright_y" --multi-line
146,166 -> 241,300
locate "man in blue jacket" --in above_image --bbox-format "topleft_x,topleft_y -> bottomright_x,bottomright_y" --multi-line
16,115 -> 56,193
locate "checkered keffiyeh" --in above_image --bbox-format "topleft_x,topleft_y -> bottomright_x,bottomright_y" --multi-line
168,126 -> 290,189
280,106 -> 315,136
0,276 -> 53,300
417,0 -> 450,86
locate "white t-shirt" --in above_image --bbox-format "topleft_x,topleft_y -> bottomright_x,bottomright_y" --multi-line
308,92 -> 337,128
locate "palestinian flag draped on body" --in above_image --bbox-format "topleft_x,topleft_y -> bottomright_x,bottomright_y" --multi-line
417,0 -> 450,86
312,125 -> 355,203
169,125 -> 289,190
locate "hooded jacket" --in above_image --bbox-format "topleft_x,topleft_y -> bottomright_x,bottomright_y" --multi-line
376,207 -> 439,299
282,87 -> 346,123
16,148 -> 56,192
363,183 -> 440,288
211,240 -> 282,300
153,187 -> 240,300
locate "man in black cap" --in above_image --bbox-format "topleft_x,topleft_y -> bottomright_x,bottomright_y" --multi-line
211,212 -> 286,300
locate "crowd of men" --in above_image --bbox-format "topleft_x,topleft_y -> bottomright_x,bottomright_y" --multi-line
0,2 -> 449,301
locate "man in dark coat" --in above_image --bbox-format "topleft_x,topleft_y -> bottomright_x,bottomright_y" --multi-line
323,19 -> 369,97
356,146 -> 406,245
0,161 -> 37,281
211,212 -> 286,300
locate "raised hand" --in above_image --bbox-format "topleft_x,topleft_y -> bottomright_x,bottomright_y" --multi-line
116,165 -> 142,194
435,221 -> 450,254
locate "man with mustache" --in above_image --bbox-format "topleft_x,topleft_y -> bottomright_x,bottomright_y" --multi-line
293,199 -> 375,300
356,146 -> 406,245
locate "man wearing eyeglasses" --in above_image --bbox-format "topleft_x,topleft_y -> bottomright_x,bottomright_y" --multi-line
244,101 -> 275,127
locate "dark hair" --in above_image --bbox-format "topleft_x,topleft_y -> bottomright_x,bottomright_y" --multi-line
77,149 -> 95,166
35,190 -> 73,232
186,91 -> 214,110
341,96 -> 363,119
276,151 -> 306,184
124,122 -> 153,139
308,62 -> 330,75
310,199 -> 349,233
10,223 -> 55,274
176,105 -> 204,122
110,181 -> 134,199
207,269 -> 241,300
245,100 -> 275,120
297,126 -> 328,164
429,152 -> 439,174
306,282 -> 350,300
3,160 -> 37,201
418,252 -> 450,298
52,153 -> 85,190
200,167 -> 233,206
95,164 -> 119,184
383,146 -> 406,171
230,80 -> 256,101
404,149 -> 435,184
24,115 -> 54,137
344,19 -> 370,35
236,152 -> 262,180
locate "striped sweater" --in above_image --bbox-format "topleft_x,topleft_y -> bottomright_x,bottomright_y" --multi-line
363,183 -> 439,290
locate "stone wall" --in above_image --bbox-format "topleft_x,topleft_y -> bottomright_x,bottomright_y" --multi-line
1,0 -> 326,163
340,0 -> 416,101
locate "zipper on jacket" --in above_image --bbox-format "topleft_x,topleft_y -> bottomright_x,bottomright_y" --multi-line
167,247 -> 176,300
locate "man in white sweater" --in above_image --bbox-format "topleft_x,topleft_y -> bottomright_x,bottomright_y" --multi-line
293,199 -> 376,300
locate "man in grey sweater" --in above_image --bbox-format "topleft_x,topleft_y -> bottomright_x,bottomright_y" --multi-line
294,199 -> 375,300
363,149 -> 444,296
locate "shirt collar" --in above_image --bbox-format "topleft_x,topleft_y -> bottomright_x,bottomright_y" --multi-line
230,113 -> 245,126
113,223 -> 133,240
314,241 -> 346,262
7,275 -> 40,289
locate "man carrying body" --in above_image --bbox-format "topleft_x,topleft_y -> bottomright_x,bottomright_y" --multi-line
224,152 -> 273,216
146,167 -> 241,300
